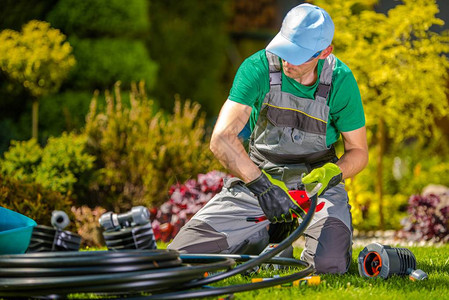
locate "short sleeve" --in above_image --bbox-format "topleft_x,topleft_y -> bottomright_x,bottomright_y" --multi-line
329,67 -> 365,133
228,51 -> 268,107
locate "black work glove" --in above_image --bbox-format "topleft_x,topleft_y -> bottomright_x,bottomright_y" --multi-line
246,171 -> 305,223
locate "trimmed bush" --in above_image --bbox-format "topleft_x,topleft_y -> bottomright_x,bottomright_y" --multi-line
0,20 -> 75,99
67,37 -> 157,91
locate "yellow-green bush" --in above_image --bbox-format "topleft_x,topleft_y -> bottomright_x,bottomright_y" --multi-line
0,133 -> 95,196
0,20 -> 75,99
84,82 -> 223,210
347,176 -> 408,231
1,139 -> 42,181
347,141 -> 449,230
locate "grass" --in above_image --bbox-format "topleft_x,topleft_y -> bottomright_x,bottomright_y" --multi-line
68,243 -> 448,299
213,245 -> 449,300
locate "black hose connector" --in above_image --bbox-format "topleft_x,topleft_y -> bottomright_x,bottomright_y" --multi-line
27,211 -> 81,252
358,243 -> 416,278
27,225 -> 81,252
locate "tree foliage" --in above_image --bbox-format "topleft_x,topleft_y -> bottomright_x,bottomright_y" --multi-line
313,0 -> 449,228
314,0 -> 449,143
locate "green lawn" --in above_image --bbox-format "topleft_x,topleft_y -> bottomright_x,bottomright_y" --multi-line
214,245 -> 449,300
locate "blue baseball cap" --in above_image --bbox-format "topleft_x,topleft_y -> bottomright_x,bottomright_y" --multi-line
266,3 -> 334,65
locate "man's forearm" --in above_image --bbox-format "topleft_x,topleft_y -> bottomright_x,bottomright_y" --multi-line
336,148 -> 369,179
210,133 -> 261,183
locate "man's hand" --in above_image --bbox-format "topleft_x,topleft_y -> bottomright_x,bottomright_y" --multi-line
246,171 -> 305,223
302,163 -> 342,195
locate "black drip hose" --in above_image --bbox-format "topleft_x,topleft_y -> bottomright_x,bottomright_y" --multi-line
0,194 -> 317,299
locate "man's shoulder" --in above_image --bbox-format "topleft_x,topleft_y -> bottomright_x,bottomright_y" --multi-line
236,50 -> 270,82
240,50 -> 269,71
245,49 -> 268,63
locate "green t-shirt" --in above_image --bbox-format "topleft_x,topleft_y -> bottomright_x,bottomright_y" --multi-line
228,50 -> 365,146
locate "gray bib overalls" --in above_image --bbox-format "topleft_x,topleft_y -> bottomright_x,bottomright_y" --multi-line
168,52 -> 353,274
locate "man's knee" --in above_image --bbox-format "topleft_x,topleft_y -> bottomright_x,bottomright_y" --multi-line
303,217 -> 352,274
314,250 -> 350,274
167,219 -> 229,254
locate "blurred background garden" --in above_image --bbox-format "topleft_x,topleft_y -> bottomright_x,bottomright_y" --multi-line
0,0 -> 448,248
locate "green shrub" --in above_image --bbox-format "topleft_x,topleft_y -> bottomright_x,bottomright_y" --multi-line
34,133 -> 95,194
46,0 -> 149,38
67,37 -> 157,90
0,174 -> 74,229
1,139 -> 42,182
1,133 -> 95,196
84,82 -> 223,210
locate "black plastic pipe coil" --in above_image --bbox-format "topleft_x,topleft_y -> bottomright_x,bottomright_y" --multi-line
0,195 -> 318,299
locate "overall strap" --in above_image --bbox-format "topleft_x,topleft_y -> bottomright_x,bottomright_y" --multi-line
315,54 -> 336,104
265,51 -> 282,93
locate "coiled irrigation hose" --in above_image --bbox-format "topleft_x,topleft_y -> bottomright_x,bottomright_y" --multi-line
0,194 -> 317,299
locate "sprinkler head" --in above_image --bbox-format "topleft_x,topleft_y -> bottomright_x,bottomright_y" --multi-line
99,206 -> 150,231
358,243 -> 417,279
99,206 -> 156,250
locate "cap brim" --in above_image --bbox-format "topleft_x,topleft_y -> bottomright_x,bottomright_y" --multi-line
266,32 -> 316,65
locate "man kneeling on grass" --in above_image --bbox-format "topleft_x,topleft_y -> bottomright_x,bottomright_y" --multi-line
168,3 -> 368,274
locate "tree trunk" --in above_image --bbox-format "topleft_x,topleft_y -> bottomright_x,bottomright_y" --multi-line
376,117 -> 386,229
32,98 -> 39,140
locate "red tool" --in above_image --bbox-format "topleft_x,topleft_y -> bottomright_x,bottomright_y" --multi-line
288,189 -> 325,214
247,183 -> 324,223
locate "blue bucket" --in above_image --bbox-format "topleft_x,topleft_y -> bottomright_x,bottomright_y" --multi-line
0,207 -> 37,254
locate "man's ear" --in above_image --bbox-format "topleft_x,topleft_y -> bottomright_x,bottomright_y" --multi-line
319,45 -> 334,59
